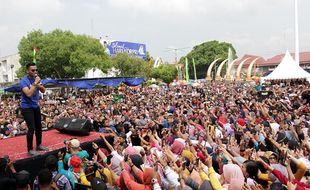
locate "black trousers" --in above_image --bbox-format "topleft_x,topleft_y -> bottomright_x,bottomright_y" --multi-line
21,107 -> 42,151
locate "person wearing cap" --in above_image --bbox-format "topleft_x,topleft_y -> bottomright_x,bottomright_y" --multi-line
63,139 -> 89,165
58,155 -> 82,189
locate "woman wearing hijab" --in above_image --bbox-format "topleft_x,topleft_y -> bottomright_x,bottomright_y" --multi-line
221,164 -> 245,190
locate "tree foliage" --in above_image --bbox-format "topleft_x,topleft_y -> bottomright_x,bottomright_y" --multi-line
179,40 -> 237,79
112,53 -> 152,77
180,40 -> 237,65
17,29 -> 111,79
151,64 -> 177,83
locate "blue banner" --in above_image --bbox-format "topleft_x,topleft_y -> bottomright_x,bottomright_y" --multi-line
4,77 -> 145,92
106,41 -> 147,59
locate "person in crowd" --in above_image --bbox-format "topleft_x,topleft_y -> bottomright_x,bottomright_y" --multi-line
15,170 -> 31,190
0,79 -> 309,190
0,156 -> 16,190
37,168 -> 59,190
63,139 -> 89,165
33,155 -> 71,190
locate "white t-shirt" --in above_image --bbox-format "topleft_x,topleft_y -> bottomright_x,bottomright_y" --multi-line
110,151 -> 124,175
191,140 -> 212,148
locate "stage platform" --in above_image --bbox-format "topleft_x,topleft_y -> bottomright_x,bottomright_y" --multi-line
0,129 -> 112,181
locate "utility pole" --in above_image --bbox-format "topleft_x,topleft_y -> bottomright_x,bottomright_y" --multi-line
166,47 -> 189,80
294,0 -> 300,65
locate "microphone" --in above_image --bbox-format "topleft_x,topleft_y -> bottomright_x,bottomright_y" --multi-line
34,74 -> 42,86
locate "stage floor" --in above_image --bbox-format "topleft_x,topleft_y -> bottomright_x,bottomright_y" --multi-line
0,129 -> 103,161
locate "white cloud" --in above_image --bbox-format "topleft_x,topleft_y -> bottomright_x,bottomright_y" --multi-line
7,0 -> 63,14
107,0 -> 205,15
0,0 -> 309,63
0,0 -> 65,56
106,0 -> 283,16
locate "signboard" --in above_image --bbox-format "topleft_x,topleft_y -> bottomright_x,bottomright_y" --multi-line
101,39 -> 147,59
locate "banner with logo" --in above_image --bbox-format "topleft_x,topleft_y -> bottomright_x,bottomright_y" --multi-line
104,41 -> 147,59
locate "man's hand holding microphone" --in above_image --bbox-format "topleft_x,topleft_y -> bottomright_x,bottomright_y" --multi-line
33,75 -> 42,88
33,73 -> 45,93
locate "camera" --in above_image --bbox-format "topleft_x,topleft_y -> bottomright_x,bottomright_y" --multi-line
124,154 -> 129,162
2,155 -> 10,164
105,155 -> 113,165
64,140 -> 70,145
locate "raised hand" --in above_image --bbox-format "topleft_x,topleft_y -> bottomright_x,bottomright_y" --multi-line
251,182 -> 264,190
58,151 -> 64,160
99,134 -> 106,140
34,76 -> 41,85
127,157 -> 133,167
205,156 -> 213,168
93,153 -> 98,162
158,156 -> 168,168
92,142 -> 99,150
287,182 -> 297,190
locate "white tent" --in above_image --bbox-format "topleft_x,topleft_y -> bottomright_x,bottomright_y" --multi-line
85,68 -> 105,78
261,50 -> 310,81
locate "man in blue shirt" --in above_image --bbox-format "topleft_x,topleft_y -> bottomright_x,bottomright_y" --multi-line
20,63 -> 49,156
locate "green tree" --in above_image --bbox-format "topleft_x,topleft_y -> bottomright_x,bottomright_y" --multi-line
17,29 -> 111,79
151,64 -> 177,83
112,53 -> 152,77
180,40 -> 237,79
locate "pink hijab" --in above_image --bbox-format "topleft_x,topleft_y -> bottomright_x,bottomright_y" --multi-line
171,140 -> 185,155
124,146 -> 137,156
223,164 -> 245,190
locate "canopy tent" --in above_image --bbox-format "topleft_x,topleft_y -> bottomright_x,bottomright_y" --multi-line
85,68 -> 105,78
261,50 -> 310,81
4,77 -> 145,93
148,84 -> 159,89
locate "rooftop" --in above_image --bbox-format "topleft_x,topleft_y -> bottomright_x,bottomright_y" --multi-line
235,52 -> 310,67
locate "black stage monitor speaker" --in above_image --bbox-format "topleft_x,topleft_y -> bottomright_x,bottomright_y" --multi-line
54,118 -> 92,136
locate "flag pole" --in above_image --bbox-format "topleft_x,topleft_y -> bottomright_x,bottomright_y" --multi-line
33,47 -> 37,64
192,58 -> 197,81
295,0 -> 300,65
185,57 -> 189,82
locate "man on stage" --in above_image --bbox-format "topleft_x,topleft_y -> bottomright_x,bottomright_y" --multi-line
20,63 -> 49,156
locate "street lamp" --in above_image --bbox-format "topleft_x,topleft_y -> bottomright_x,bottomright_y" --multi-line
10,65 -> 14,82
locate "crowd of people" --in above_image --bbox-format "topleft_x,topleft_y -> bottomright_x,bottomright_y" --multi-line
1,80 -> 310,190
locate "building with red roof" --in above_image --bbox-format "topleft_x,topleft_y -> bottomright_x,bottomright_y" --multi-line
234,52 -> 310,77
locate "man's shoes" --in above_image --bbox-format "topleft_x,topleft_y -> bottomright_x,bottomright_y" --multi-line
36,145 -> 49,151
28,150 -> 40,157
